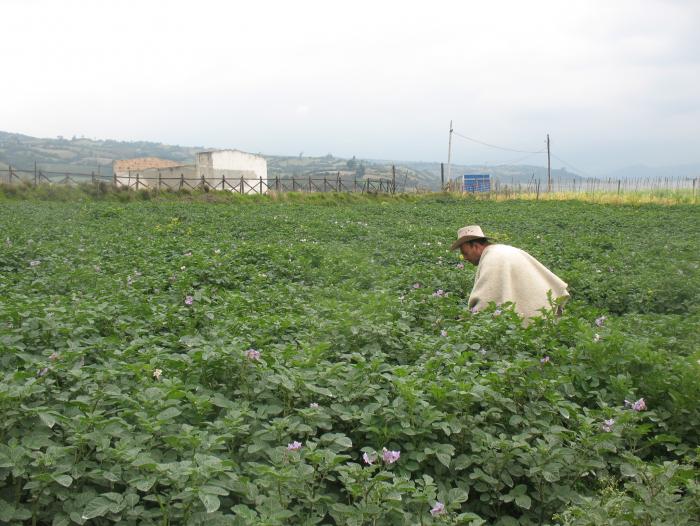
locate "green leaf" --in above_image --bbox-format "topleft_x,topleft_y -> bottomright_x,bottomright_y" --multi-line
0,500 -> 15,522
52,474 -> 73,487
82,496 -> 112,519
515,494 -> 531,510
157,407 -> 182,420
448,487 -> 470,503
199,493 -> 220,513
620,463 -> 638,477
38,411 -> 58,428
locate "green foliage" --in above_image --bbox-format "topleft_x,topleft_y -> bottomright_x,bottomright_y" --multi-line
0,197 -> 698,524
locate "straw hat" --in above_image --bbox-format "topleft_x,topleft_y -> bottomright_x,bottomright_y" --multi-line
450,225 -> 489,250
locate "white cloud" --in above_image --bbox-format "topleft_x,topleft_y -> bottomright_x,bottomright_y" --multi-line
0,0 -> 698,172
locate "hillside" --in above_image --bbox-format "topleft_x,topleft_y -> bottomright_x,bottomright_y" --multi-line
1,131 -> 585,190
0,131 -> 439,189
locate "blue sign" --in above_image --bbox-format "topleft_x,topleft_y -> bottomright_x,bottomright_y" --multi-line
463,174 -> 490,193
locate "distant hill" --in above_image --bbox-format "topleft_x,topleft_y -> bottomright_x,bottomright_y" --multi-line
0,131 -> 440,188
7,130 -> 693,191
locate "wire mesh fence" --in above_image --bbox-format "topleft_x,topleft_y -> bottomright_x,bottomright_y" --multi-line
1,165 -> 697,201
0,166 -> 400,194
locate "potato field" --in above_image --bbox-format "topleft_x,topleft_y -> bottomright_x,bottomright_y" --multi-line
1,192 -> 699,525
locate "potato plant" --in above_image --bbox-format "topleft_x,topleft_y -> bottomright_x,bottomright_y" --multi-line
0,195 -> 698,525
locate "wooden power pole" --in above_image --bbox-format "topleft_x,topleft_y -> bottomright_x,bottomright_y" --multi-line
547,133 -> 551,193
447,120 -> 453,187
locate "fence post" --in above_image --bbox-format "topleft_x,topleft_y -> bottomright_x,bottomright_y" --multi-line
92,171 -> 96,185
8,165 -> 13,184
240,176 -> 244,194
179,173 -> 184,190
113,171 -> 117,186
158,171 -> 162,192
136,173 -> 140,190
276,176 -> 280,192
354,176 -> 357,192
222,174 -> 226,191
259,176 -> 263,194
308,176 -> 311,192
34,161 -> 38,186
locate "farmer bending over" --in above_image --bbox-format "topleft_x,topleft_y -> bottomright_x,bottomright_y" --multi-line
451,225 -> 569,323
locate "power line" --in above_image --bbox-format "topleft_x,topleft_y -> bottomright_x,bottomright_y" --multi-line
452,130 -> 544,154
550,153 -> 595,178
496,149 -> 547,165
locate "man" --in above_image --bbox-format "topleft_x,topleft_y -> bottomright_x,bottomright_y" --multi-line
451,225 -> 569,322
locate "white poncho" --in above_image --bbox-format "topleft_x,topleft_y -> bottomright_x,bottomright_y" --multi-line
468,244 -> 569,322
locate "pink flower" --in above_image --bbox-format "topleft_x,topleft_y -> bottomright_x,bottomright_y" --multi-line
470,306 -> 479,314
440,330 -> 448,337
595,316 -> 607,327
37,367 -> 49,377
493,309 -> 502,316
184,295 -> 194,306
412,283 -> 421,289
602,418 -> 615,432
382,447 -> 400,464
362,452 -> 376,465
245,349 -> 261,361
624,398 -> 646,411
432,289 -> 445,297
540,356 -> 550,364
49,352 -> 59,362
456,262 -> 464,270
287,441 -> 302,451
430,502 -> 446,517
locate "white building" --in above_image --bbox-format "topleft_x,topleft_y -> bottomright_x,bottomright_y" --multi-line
113,157 -> 186,189
196,150 -> 268,194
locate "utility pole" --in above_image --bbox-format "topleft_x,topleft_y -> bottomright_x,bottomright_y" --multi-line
547,133 -> 551,193
447,120 -> 453,188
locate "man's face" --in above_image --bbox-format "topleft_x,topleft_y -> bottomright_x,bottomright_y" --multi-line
460,242 -> 481,266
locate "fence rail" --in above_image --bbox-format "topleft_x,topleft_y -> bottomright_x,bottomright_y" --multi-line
1,165 -> 698,200
445,175 -> 699,200
0,166 -> 400,194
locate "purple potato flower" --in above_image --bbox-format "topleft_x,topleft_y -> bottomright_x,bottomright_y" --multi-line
430,502 -> 446,517
624,397 -> 647,411
595,315 -> 607,327
184,295 -> 194,306
382,447 -> 400,464
287,441 -> 302,451
362,452 -> 377,465
540,356 -> 550,364
245,349 -> 261,361
602,418 -> 615,432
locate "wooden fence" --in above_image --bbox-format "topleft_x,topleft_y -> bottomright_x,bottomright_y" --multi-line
0,166 -> 400,194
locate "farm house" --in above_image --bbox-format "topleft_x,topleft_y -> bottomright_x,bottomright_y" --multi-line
113,157 -> 190,189
196,150 -> 268,194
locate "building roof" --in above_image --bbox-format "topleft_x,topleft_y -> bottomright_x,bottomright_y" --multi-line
113,157 -> 182,172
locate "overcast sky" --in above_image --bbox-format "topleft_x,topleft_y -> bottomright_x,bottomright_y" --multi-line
1,0 -> 699,174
